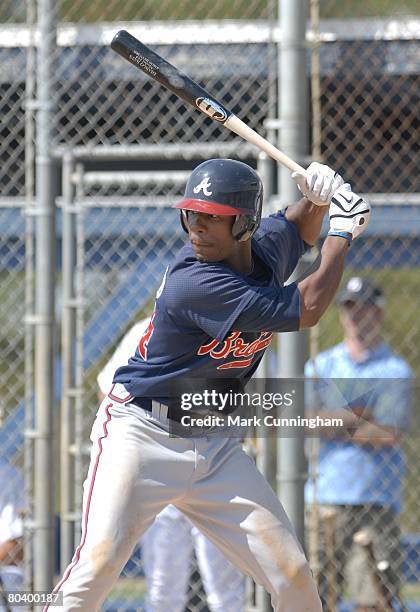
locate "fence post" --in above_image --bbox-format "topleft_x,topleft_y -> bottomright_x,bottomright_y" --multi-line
60,152 -> 77,571
73,163 -> 86,544
24,0 -> 37,593
33,0 -> 57,591
255,153 -> 277,612
276,0 -> 309,546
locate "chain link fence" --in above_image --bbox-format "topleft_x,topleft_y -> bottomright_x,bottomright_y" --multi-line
0,201 -> 27,600
309,3 -> 419,611
0,0 -> 419,610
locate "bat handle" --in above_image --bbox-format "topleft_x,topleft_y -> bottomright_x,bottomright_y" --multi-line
225,115 -> 306,175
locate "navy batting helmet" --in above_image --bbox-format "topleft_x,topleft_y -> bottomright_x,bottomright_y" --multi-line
173,159 -> 263,241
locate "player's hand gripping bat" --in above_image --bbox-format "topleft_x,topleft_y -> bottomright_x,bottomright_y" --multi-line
111,30 -> 305,175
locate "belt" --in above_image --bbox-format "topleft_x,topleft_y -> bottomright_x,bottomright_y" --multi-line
130,397 -> 188,423
130,397 -> 225,427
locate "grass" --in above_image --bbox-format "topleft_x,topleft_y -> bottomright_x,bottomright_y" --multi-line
403,583 -> 420,602
58,0 -> 269,22
3,0 -> 420,25
106,577 -> 420,605
107,577 -> 147,601
55,0 -> 420,23
320,0 -> 420,19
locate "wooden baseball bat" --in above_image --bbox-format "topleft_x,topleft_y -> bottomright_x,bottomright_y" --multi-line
111,30 -> 306,175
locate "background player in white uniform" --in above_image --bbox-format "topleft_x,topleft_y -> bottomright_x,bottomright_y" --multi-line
46,159 -> 371,612
0,457 -> 25,612
97,319 -> 246,612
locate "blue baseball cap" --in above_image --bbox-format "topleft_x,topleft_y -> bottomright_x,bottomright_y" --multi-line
337,277 -> 385,308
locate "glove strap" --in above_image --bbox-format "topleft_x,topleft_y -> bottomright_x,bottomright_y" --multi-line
327,230 -> 352,245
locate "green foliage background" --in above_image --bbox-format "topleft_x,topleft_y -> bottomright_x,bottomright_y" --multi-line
35,0 -> 420,22
2,0 -> 420,26
57,0 -> 420,22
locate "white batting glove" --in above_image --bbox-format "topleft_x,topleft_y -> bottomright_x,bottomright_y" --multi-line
328,183 -> 371,241
292,162 -> 345,207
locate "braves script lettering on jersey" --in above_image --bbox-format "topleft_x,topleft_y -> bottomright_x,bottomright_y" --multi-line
197,330 -> 274,369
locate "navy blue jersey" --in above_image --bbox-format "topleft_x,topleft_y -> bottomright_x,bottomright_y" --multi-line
114,211 -> 307,400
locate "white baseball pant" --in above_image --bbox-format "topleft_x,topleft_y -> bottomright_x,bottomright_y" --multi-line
46,385 -> 322,612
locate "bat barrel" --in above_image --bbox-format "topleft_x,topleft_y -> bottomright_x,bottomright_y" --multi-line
111,30 -> 305,175
111,30 -> 231,122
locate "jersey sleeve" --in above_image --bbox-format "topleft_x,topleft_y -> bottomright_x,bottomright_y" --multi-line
165,266 -> 301,341
256,211 -> 309,282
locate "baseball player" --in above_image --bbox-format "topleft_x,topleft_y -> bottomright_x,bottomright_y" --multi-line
47,159 -> 371,612
97,318 -> 246,611
0,458 -> 25,612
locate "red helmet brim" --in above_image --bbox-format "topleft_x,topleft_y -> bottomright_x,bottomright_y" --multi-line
172,198 -> 249,216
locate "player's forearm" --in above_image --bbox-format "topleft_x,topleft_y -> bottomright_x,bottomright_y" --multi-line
307,408 -> 402,446
307,408 -> 363,429
298,236 -> 349,328
285,198 -> 327,246
348,422 -> 403,447
306,407 -> 364,438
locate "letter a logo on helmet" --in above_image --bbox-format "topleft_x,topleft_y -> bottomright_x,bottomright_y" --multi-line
193,177 -> 212,197
173,159 -> 263,242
